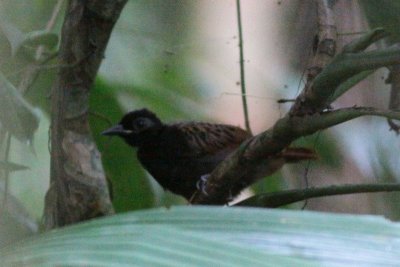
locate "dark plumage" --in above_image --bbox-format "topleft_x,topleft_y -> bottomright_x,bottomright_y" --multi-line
102,108 -> 315,201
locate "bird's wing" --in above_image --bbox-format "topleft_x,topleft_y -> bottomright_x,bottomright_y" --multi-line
174,122 -> 251,155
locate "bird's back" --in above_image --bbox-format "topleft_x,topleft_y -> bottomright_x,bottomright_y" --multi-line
137,122 -> 251,199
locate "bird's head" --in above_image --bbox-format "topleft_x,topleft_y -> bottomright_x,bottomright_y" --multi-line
102,108 -> 163,147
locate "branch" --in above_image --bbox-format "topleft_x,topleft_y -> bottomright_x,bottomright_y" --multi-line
190,16 -> 400,204
234,183 -> 400,208
43,0 -> 127,229
289,0 -> 337,113
190,107 -> 400,205
290,28 -> 391,114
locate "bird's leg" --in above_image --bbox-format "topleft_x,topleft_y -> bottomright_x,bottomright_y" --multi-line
196,174 -> 210,196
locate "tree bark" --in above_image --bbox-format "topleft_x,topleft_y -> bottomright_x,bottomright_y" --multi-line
44,0 -> 127,229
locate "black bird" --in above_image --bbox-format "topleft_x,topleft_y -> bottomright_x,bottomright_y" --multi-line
102,109 -> 315,201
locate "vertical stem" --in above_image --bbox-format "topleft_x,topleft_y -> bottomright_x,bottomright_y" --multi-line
236,0 -> 252,134
2,133 -> 11,207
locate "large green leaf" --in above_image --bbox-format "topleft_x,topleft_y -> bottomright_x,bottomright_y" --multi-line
2,207 -> 400,266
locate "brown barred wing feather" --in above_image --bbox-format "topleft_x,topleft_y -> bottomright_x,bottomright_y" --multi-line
174,122 -> 251,155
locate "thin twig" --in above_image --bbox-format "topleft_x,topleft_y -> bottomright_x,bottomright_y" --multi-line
235,183 -> 400,208
277,98 -> 296,103
219,92 -> 277,101
236,0 -> 251,134
300,131 -> 321,210
2,133 -> 11,208
19,0 -> 64,94
0,128 -> 5,212
35,0 -> 65,60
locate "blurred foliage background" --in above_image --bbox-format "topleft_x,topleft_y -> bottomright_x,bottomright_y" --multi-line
1,0 -> 400,247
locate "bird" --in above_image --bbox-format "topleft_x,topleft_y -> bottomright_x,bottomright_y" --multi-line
102,108 -> 316,201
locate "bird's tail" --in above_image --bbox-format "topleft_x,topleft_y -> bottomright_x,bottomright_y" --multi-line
280,147 -> 317,163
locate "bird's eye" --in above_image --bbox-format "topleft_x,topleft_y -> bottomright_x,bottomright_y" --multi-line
133,118 -> 150,130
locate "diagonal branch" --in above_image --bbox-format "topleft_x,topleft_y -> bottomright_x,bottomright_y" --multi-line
190,107 -> 400,205
235,183 -> 400,208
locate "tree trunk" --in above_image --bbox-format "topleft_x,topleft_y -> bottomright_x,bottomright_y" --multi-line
43,0 -> 128,229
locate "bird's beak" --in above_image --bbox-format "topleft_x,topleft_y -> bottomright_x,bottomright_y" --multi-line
101,124 -> 132,136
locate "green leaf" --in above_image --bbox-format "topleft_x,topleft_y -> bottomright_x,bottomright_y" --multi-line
0,19 -> 58,58
2,207 -> 400,266
329,70 -> 375,102
0,160 -> 29,172
0,71 -> 40,142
